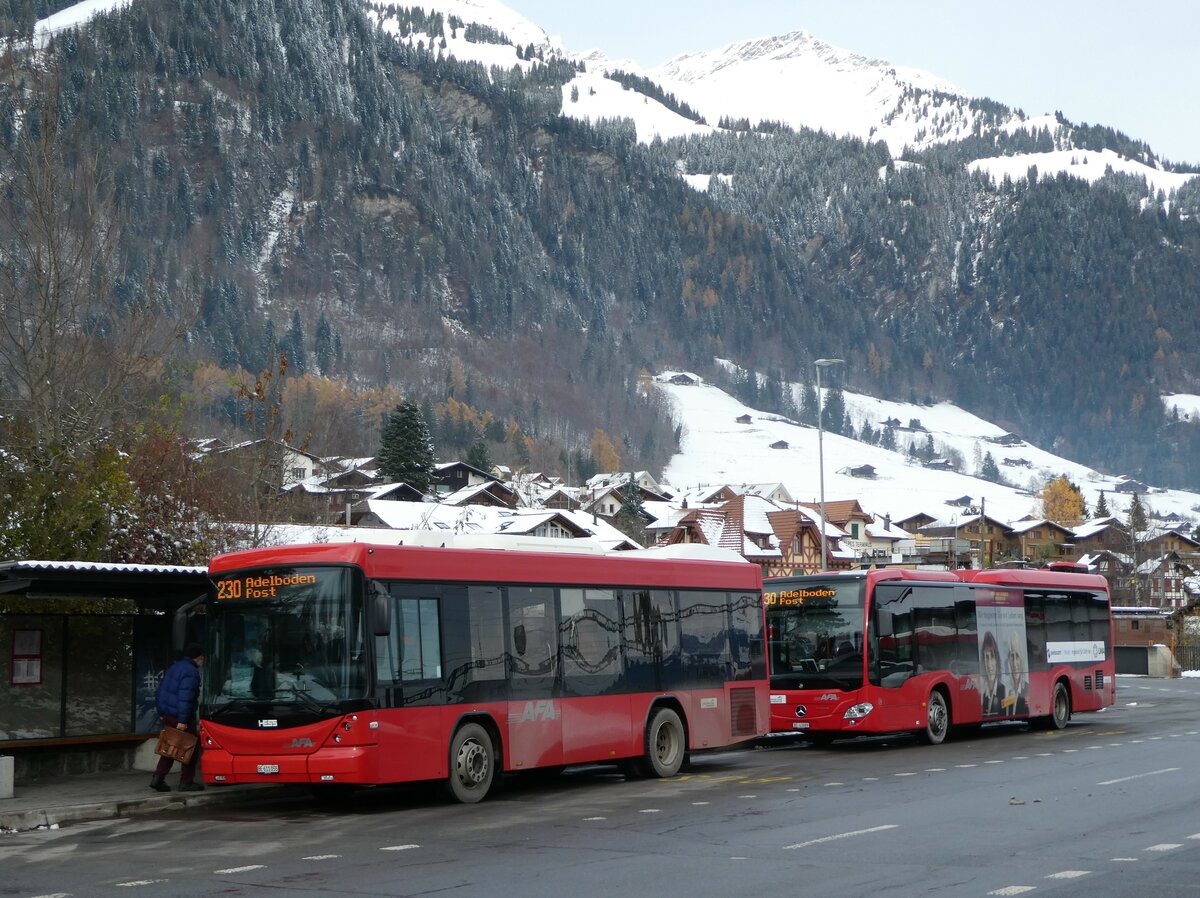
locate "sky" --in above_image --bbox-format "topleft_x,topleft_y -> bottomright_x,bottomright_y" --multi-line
506,0 -> 1200,165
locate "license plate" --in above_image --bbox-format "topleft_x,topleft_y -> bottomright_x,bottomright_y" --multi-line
791,722 -> 811,730
257,764 -> 280,774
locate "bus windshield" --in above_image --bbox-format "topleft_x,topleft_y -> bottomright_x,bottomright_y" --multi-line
205,566 -> 367,709
766,579 -> 865,691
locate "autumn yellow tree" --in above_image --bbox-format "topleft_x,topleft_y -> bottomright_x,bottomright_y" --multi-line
1039,476 -> 1085,526
590,429 -> 621,473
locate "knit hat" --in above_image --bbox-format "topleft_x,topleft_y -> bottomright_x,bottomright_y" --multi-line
184,642 -> 204,659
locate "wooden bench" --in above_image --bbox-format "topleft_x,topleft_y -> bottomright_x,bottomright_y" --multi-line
0,733 -> 152,752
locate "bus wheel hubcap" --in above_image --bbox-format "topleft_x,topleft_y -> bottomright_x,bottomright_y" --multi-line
458,741 -> 488,784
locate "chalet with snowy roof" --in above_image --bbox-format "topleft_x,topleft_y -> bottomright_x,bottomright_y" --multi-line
433,461 -> 499,496
841,464 -> 877,479
538,486 -> 580,511
441,480 -> 520,509
922,514 -> 1013,567
490,511 -> 594,541
673,484 -> 739,506
667,373 -> 698,386
1002,457 -> 1032,468
1144,528 -> 1200,558
1132,553 -> 1199,610
1006,518 -> 1076,564
664,494 -> 831,577
214,438 -> 325,490
894,511 -> 938,533
728,482 -> 795,505
988,433 -> 1025,447
1114,478 -> 1148,494
800,500 -> 873,550
735,414 -> 753,424
1071,517 -> 1129,555
857,514 -> 919,564
921,457 -> 954,471
586,471 -> 668,497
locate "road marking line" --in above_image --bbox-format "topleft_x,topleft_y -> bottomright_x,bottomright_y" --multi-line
863,776 -> 879,781
894,772 -> 917,777
1035,753 -> 1053,757
583,817 -> 606,821
215,866 -> 265,874
1011,756 -> 1029,760
985,760 -> 1004,764
1062,749 -> 1078,753
956,764 -> 977,768
1110,857 -> 1139,862
738,794 -> 758,799
692,801 -> 709,806
824,782 -> 845,786
1146,844 -> 1183,852
1097,767 -> 1179,786
987,887 -> 1036,895
380,845 -> 421,851
302,855 -> 340,860
1187,834 -> 1200,840
29,894 -> 71,898
784,824 -> 898,850
115,881 -> 168,887
1046,870 -> 1089,879
639,809 -> 660,814
924,768 -> 946,772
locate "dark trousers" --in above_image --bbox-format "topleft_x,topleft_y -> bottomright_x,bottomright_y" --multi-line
154,716 -> 200,785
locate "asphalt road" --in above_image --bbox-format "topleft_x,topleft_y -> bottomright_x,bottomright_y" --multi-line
4,676 -> 1200,898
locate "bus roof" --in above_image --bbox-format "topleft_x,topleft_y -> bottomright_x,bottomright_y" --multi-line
208,542 -> 763,591
956,568 -> 1110,591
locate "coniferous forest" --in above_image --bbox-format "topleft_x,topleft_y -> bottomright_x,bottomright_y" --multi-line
2,0 -> 1200,519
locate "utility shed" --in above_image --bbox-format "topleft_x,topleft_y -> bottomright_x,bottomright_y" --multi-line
0,560 -> 208,781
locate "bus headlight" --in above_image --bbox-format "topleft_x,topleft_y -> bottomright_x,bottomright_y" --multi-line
843,703 -> 875,720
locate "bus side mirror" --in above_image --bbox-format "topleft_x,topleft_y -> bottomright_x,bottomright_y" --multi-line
372,586 -> 391,637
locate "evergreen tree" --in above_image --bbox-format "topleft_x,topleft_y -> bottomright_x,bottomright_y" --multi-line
980,451 -> 1000,482
378,401 -> 437,493
613,474 -> 648,546
1094,490 -> 1110,517
821,387 -> 846,436
1127,492 -> 1148,534
466,437 -> 492,472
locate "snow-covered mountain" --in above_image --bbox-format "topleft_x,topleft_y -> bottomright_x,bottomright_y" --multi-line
376,0 -> 1195,190
657,372 -> 1200,530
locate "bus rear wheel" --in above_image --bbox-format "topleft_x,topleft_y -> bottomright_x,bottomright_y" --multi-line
920,690 -> 950,745
446,723 -> 495,803
643,707 -> 686,778
1049,681 -> 1071,729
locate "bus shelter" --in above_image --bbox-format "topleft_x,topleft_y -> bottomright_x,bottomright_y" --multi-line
0,560 -> 209,782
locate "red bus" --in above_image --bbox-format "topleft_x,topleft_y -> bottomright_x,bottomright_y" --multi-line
200,541 -> 769,801
765,567 -> 1114,744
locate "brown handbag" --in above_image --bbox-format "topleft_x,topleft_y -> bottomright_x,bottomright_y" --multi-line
154,726 -> 198,764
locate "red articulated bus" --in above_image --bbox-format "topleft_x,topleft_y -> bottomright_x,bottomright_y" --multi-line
765,567 -> 1114,744
200,541 -> 769,802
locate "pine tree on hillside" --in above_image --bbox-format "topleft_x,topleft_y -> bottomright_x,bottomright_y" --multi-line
980,451 -> 1000,483
378,401 -> 436,493
1094,490 -> 1110,517
466,437 -> 492,472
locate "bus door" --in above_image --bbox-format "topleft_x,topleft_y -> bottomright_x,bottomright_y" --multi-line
558,588 -> 628,765
506,586 -> 563,770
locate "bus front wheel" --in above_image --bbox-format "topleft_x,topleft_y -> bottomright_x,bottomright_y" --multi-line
643,707 -> 686,778
446,723 -> 495,803
920,690 -> 950,745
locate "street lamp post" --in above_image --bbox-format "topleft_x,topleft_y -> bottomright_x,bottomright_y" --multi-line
815,358 -> 844,572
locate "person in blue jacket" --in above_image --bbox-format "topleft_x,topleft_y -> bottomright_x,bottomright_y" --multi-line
151,643 -> 204,792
